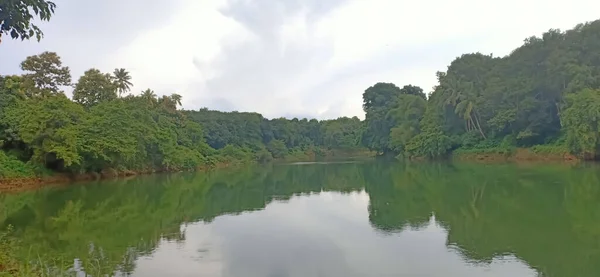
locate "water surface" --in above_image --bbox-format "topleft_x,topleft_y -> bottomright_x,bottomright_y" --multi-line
1,161 -> 599,276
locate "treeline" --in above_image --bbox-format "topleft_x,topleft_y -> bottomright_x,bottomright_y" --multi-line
363,19 -> 600,159
0,52 -> 365,178
4,12 -> 600,178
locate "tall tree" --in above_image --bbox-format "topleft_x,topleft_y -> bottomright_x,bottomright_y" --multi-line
20,51 -> 71,97
73,69 -> 117,108
362,82 -> 402,153
112,68 -> 133,96
0,0 -> 56,43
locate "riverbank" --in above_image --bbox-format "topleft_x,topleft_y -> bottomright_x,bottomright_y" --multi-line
0,148 -> 376,192
450,147 -> 579,163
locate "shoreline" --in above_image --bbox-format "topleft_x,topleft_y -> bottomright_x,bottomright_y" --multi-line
1,148 -> 581,192
0,162 -> 237,193
450,148 -> 579,164
0,150 -> 376,193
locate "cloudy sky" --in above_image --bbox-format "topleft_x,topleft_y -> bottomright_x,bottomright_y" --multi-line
1,0 -> 599,119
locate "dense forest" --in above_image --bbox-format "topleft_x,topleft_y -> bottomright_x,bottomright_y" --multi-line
0,52 -> 365,178
4,1 -> 600,179
363,20 -> 600,159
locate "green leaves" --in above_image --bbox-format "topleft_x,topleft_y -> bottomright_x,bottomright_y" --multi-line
0,0 -> 56,42
5,94 -> 84,167
112,68 -> 133,96
20,51 -> 71,97
562,89 -> 600,157
73,69 -> 117,108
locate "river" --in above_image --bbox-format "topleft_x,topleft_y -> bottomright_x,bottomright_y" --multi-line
1,161 -> 599,276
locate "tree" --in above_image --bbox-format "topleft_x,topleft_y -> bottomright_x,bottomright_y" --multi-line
4,94 -> 84,168
562,89 -> 600,158
362,82 -> 402,153
399,84 -> 426,99
387,94 -> 427,154
20,51 -> 71,97
112,68 -> 133,96
0,0 -> 56,43
73,69 -> 117,108
267,139 -> 288,158
140,89 -> 157,106
0,75 -> 27,147
158,93 -> 182,112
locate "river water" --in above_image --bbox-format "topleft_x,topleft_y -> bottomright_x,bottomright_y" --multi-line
1,161 -> 599,276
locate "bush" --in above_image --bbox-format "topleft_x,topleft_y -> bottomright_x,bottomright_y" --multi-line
0,151 -> 36,178
255,148 -> 273,163
530,144 -> 569,154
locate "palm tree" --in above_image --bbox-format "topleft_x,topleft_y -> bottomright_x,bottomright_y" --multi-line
170,93 -> 182,107
113,68 -> 133,96
140,89 -> 156,106
158,93 -> 183,112
444,76 -> 486,139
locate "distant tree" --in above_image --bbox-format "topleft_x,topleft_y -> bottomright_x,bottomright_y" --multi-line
139,88 -> 157,107
399,84 -> 426,99
73,69 -> 117,108
112,68 -> 133,96
267,139 -> 288,158
20,51 -> 71,97
159,93 -> 182,112
0,0 -> 57,43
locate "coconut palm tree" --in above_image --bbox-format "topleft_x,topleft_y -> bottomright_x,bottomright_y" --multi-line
158,93 -> 183,112
443,75 -> 486,139
170,93 -> 182,107
113,68 -> 133,96
140,89 -> 157,106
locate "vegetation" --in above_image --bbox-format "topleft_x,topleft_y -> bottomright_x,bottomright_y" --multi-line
0,0 -> 56,43
4,0 -> 600,180
0,54 -> 367,179
362,20 -> 600,160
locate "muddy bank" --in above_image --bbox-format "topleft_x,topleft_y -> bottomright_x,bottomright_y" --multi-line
452,148 -> 579,163
0,163 -> 236,193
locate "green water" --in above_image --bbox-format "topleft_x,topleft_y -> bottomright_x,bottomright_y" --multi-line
1,161 -> 600,277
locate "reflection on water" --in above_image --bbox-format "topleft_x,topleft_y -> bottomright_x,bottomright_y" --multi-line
1,162 -> 600,276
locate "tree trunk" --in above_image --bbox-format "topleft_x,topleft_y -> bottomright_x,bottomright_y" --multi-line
469,117 -> 475,133
473,112 -> 487,139
555,101 -> 563,127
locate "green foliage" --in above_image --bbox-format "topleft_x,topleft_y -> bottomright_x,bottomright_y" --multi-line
267,139 -> 288,158
112,68 -> 132,96
78,100 -> 145,171
361,20 -> 600,159
321,117 -> 363,149
20,51 -> 70,97
362,82 -> 403,153
0,0 -> 56,42
0,152 -> 35,178
5,94 -> 84,167
73,69 -> 117,108
562,89 -> 600,158
1,51 -> 373,179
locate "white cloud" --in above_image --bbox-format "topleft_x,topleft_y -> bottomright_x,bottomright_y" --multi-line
1,0 -> 600,119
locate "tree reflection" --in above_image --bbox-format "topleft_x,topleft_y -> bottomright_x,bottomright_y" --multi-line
1,162 -> 600,276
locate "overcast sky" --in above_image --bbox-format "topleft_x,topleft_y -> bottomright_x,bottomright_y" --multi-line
1,0 -> 599,119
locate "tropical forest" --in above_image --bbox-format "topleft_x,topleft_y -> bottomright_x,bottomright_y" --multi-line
4,17 -> 600,181
4,2 -> 600,277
